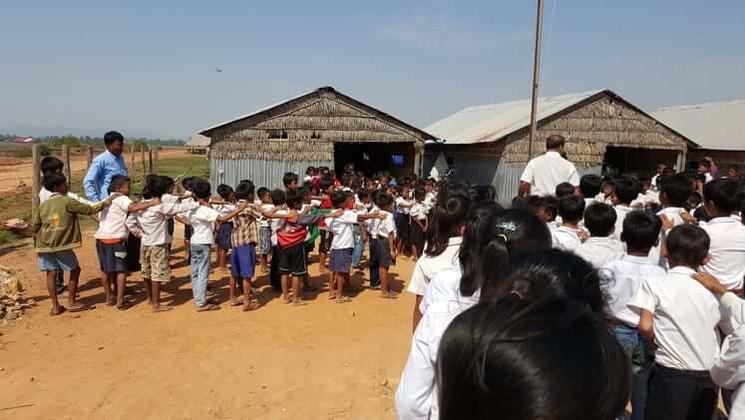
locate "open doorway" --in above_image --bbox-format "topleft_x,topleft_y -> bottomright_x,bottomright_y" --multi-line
603,147 -> 679,178
333,142 -> 415,178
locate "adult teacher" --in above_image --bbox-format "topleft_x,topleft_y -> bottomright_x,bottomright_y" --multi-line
83,131 -> 128,202
518,134 -> 579,197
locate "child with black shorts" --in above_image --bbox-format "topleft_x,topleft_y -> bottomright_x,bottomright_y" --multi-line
377,193 -> 398,299
213,184 -> 236,273
394,185 -> 412,257
408,188 -> 428,261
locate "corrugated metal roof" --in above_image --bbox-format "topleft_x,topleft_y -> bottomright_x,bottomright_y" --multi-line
653,100 -> 745,151
425,90 -> 603,145
186,133 -> 210,147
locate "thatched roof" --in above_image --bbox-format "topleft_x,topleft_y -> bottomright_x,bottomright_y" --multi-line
654,99 -> 745,151
186,133 -> 210,147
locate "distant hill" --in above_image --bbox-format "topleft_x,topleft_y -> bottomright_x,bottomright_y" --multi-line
0,124 -> 179,141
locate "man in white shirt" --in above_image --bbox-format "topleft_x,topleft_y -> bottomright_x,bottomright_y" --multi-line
576,203 -> 624,268
519,134 -> 580,197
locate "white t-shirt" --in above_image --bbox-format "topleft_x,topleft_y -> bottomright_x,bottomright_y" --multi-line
365,205 -> 381,236
423,192 -> 436,213
612,204 -> 634,241
552,225 -> 583,252
270,208 -> 289,246
378,211 -> 397,238
325,210 -> 358,250
187,205 -> 220,245
519,150 -> 580,196
132,199 -> 198,246
396,196 -> 412,215
711,292 -> 745,419
575,236 -> 624,268
407,237 -> 462,297
700,217 -> 745,290
95,195 -> 133,239
410,202 -> 427,221
649,207 -> 686,266
40,188 -> 92,205
213,202 -> 236,219
601,255 -> 667,327
420,267 -> 482,316
629,266 -> 724,371
259,203 -> 274,228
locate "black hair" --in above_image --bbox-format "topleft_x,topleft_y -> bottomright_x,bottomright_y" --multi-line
285,190 -> 303,209
376,192 -> 393,210
555,182 -> 575,198
43,173 -> 67,192
305,166 -> 315,176
257,187 -> 270,199
331,190 -> 348,209
283,172 -> 299,189
191,179 -> 211,200
621,210 -> 661,252
357,189 -> 370,200
539,196 -> 559,221
660,173 -> 693,208
545,134 -> 566,150
557,195 -> 585,223
234,181 -> 255,201
687,193 -> 703,211
703,178 -> 739,215
474,185 -> 497,203
579,174 -> 602,198
460,207 -> 552,298
319,177 -> 333,193
666,224 -> 710,268
699,159 -> 712,169
270,189 -> 286,206
413,187 -> 426,202
104,131 -> 124,146
108,175 -> 130,193
40,156 -> 64,175
613,177 -> 640,205
438,296 -> 628,420
583,203 -> 617,237
147,176 -> 169,198
217,184 -> 234,200
425,193 -> 470,256
181,176 -> 196,191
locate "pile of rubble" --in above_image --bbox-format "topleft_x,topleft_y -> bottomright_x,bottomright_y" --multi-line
0,265 -> 33,323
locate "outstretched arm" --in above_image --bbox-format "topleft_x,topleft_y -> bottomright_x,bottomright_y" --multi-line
83,159 -> 102,202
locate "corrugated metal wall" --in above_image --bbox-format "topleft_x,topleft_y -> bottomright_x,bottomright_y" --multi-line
210,158 -> 333,189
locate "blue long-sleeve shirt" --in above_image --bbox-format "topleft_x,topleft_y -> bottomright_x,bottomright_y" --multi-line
83,150 -> 128,202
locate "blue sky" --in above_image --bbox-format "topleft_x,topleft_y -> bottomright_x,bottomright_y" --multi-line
2,0 -> 744,138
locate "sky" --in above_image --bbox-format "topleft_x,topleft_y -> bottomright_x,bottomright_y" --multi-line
2,0 -> 744,139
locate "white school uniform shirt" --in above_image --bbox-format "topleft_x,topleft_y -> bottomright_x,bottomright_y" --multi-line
629,266 -> 724,371
612,204 -> 634,241
601,255 -> 667,328
186,205 -> 220,245
552,225 -> 583,252
711,292 -> 745,419
519,150 -> 580,196
396,268 -> 478,420
213,202 -> 236,218
270,207 -> 289,246
325,210 -> 358,250
39,187 -> 93,205
396,196 -> 412,215
365,205 -> 381,236
377,211 -> 397,238
575,236 -> 624,269
423,192 -> 436,213
258,203 -> 274,228
132,199 -> 199,246
648,207 -> 686,266
699,217 -> 745,290
409,202 -> 427,221
407,237 -> 462,297
94,195 -> 133,240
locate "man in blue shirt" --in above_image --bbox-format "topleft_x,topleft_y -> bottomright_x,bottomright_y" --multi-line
83,131 -> 128,202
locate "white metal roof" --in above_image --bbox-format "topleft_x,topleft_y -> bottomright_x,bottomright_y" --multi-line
653,100 -> 745,151
186,133 -> 210,147
425,90 -> 603,145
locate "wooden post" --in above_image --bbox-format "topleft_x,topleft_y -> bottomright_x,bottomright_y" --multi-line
141,146 -> 147,179
62,145 -> 71,182
129,144 -> 135,172
32,145 -> 40,215
148,146 -> 154,174
152,147 -> 160,174
86,146 -> 94,169
527,0 -> 544,161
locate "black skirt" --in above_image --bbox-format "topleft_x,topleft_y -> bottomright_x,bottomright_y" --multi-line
395,213 -> 410,242
409,219 -> 425,245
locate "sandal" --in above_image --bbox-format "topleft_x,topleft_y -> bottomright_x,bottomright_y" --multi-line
68,303 -> 95,312
336,296 -> 352,304
243,300 -> 261,311
152,306 -> 174,313
196,303 -> 221,312
229,299 -> 243,307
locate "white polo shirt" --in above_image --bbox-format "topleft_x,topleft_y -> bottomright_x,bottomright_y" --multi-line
601,255 -> 666,327
612,204 -> 634,241
378,211 -> 397,238
187,205 -> 220,245
325,210 -> 358,250
519,150 -> 580,196
407,237 -> 462,297
700,217 -> 745,290
711,292 -> 745,418
575,236 -> 624,268
629,266 -> 724,371
552,225 -> 583,252
648,207 -> 686,266
134,199 -> 199,246
410,202 -> 427,221
95,195 -> 133,240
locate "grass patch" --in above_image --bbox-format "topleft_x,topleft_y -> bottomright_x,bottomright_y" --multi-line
0,230 -> 20,245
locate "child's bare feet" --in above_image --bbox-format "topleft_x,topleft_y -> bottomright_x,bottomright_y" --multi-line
243,300 -> 260,311
106,298 -> 116,307
68,302 -> 91,312
229,298 -> 243,307
50,306 -> 66,316
381,291 -> 398,299
336,296 -> 352,304
152,305 -> 174,313
291,300 -> 308,306
328,292 -> 337,300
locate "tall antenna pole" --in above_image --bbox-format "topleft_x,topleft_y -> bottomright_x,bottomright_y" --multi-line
527,0 -> 544,160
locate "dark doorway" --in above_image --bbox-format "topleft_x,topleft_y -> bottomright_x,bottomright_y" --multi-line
603,147 -> 679,179
333,142 -> 415,178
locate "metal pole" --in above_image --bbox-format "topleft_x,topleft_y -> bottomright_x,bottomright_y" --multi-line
32,145 -> 40,215
62,145 -> 71,182
527,0 -> 544,161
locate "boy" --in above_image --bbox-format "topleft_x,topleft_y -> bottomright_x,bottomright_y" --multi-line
611,177 -> 640,241
317,178 -> 334,274
129,176 -> 197,312
536,196 -> 559,229
366,191 -> 383,289
630,224 -> 723,420
575,203 -> 623,268
269,189 -> 288,292
555,182 -> 576,198
376,192 -> 398,299
394,185 -> 412,257
30,174 -> 112,315
699,178 -> 745,293
229,181 -> 264,311
579,174 -> 603,207
351,189 -> 370,269
256,187 -> 273,273
95,175 -> 158,309
283,172 -> 300,192
184,179 -> 245,311
649,173 -> 693,266
551,195 -> 586,252
698,159 -> 714,183
213,184 -> 236,273
602,211 -> 664,419
277,190 -> 324,305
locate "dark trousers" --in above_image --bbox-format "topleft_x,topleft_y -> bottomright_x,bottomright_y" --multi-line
368,238 -> 380,287
645,364 -> 718,420
269,245 -> 282,291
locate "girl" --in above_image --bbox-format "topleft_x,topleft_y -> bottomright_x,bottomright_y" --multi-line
394,185 -> 412,257
408,188 -> 428,262
213,184 -> 236,273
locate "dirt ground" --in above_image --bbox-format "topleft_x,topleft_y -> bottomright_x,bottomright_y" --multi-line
0,148 -> 187,194
0,230 -> 414,419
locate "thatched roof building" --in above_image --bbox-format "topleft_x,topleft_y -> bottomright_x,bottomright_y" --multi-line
185,133 -> 210,154
425,89 -> 695,204
202,86 -> 435,188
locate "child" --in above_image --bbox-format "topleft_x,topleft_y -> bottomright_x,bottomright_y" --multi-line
699,178 -> 745,292
317,178 -> 334,274
229,181 -> 263,311
408,188 -> 428,261
213,184 -> 236,273
376,193 -> 398,299
602,210 -> 664,419
555,181 -> 576,198
268,189 -> 288,292
630,224 -> 723,420
256,187 -> 273,273
283,172 -> 300,192
366,191 -> 383,290
176,176 -> 196,261
350,189 -> 370,269
699,159 -> 714,183
579,174 -> 603,207
277,190 -> 323,305
551,195 -> 586,252
611,177 -> 639,241
649,173 -> 693,266
95,175 -> 158,309
129,175 -> 197,312
575,203 -> 624,268
536,195 -> 559,229
394,185 -> 412,257
29,174 -> 112,315
184,179 -> 245,311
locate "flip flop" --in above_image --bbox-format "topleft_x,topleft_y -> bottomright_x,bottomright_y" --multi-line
291,301 -> 309,307
381,293 -> 398,300
243,301 -> 261,311
229,299 -> 243,307
68,303 -> 95,312
336,296 -> 352,304
196,304 -> 221,312
152,306 -> 174,313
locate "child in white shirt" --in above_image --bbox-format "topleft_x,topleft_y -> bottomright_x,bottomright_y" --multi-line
575,203 -> 624,268
212,184 -> 236,273
611,177 -> 639,241
377,193 -> 398,299
256,187 -> 274,273
629,224 -> 724,420
408,188 -> 428,261
552,195 -> 586,252
394,185 -> 413,257
649,173 -> 692,267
